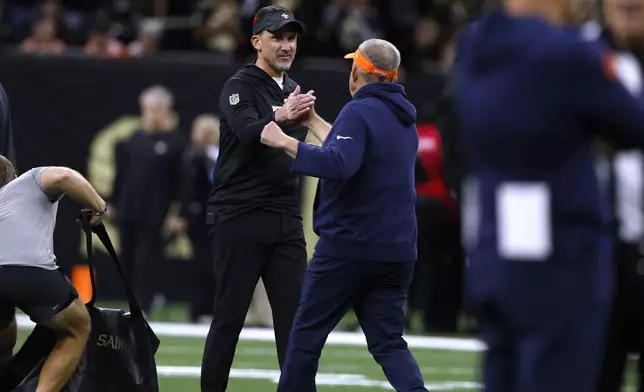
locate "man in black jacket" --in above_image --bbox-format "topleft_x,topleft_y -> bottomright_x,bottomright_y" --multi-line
0,84 -> 16,168
200,5 -> 320,392
112,85 -> 186,315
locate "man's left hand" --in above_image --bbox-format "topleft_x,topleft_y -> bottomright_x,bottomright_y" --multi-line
261,122 -> 290,148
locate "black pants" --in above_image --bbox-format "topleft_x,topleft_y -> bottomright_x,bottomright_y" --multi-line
118,222 -> 163,314
188,221 -> 215,322
409,196 -> 462,333
597,242 -> 644,392
200,209 -> 307,392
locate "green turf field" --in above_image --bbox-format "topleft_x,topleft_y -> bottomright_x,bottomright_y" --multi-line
154,337 -> 480,391
15,327 -> 482,391
14,327 -> 642,392
136,336 -> 641,392
13,302 -> 642,391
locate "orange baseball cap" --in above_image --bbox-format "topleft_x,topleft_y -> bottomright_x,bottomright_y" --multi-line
344,49 -> 398,81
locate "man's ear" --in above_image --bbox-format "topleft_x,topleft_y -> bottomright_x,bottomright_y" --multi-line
251,35 -> 261,51
351,66 -> 359,83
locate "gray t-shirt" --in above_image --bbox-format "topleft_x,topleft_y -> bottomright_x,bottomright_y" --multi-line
0,167 -> 63,270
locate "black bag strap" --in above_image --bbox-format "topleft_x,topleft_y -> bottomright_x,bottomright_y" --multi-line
82,216 -> 98,307
78,210 -> 144,318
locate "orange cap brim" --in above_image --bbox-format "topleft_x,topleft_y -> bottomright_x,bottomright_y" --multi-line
344,49 -> 398,81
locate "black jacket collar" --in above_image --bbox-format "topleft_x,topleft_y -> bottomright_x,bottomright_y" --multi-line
237,64 -> 298,94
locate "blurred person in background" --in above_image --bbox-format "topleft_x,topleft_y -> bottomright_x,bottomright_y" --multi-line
39,0 -> 87,45
111,85 -> 186,317
0,85 -> 17,358
101,0 -> 139,44
59,0 -> 104,45
409,17 -> 443,73
412,122 -> 461,334
176,114 -> 220,324
337,0 -> 384,54
20,16 -> 66,55
457,0 -> 644,390
406,154 -> 428,330
200,5 -> 315,391
592,0 -> 644,389
435,0 -> 500,199
84,18 -> 128,58
128,18 -> 163,57
316,0 -> 383,57
0,85 -> 16,170
193,0 -> 244,57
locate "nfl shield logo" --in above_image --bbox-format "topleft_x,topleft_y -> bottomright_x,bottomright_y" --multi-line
229,93 -> 240,106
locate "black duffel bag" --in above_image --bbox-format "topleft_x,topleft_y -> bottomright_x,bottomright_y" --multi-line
0,210 -> 161,392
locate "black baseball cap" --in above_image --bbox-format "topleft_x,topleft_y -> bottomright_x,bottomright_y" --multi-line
252,8 -> 305,35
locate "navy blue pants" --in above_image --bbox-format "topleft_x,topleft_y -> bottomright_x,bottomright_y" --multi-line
467,249 -> 613,392
277,255 -> 427,392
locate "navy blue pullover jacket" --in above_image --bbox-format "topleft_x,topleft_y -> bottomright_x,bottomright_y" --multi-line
292,83 -> 419,262
456,11 -> 644,267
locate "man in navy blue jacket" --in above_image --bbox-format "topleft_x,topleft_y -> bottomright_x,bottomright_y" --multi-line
260,38 -> 427,392
457,0 -> 644,391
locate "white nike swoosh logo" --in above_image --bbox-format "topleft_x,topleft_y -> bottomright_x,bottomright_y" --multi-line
336,135 -> 352,140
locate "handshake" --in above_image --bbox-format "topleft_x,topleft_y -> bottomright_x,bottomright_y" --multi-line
273,85 -> 316,124
262,86 -> 316,149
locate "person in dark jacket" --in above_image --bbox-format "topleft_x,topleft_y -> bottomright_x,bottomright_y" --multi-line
177,114 -> 220,324
0,84 -> 16,168
200,6 -> 317,392
457,1 -> 644,391
435,74 -> 461,198
260,38 -> 427,392
112,85 -> 186,316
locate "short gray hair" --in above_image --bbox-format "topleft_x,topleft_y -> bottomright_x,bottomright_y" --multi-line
139,85 -> 174,107
356,39 -> 401,83
193,114 -> 220,133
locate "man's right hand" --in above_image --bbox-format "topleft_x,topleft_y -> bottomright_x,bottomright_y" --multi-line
90,214 -> 103,227
274,86 -> 316,123
79,208 -> 104,228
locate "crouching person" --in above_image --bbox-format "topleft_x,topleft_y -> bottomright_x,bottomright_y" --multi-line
0,155 -> 106,392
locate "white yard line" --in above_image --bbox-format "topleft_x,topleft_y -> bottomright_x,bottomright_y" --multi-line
15,315 -> 484,352
158,366 -> 481,390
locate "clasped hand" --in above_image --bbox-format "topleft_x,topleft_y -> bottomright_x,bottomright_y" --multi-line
274,86 -> 316,123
